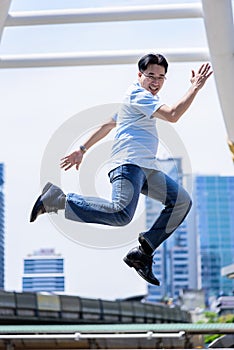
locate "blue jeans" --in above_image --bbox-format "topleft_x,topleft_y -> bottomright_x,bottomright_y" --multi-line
65,164 -> 192,251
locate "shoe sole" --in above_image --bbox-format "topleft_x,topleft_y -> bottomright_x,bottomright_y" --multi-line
137,268 -> 160,286
29,182 -> 53,222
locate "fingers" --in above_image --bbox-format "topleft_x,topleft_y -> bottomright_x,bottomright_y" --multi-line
198,64 -> 205,74
60,158 -> 73,171
64,164 -> 73,171
60,158 -> 69,169
206,71 -> 213,78
60,156 -> 80,171
190,63 -> 213,89
60,150 -> 82,171
203,63 -> 212,75
201,64 -> 213,82
198,63 -> 212,76
192,63 -> 213,88
60,161 -> 77,171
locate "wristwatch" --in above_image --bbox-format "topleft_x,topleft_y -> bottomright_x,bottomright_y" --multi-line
80,145 -> 87,153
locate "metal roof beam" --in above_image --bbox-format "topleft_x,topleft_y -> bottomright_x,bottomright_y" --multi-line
0,48 -> 209,69
5,3 -> 203,27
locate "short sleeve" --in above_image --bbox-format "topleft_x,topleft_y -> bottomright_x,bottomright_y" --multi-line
112,113 -> 118,122
130,89 -> 163,118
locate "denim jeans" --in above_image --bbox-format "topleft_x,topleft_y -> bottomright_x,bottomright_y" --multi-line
65,164 -> 192,251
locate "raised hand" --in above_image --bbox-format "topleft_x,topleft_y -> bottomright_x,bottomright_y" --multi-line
190,63 -> 213,90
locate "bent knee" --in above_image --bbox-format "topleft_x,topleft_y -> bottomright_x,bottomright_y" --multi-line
184,191 -> 192,207
175,187 -> 192,207
179,190 -> 192,213
112,210 -> 133,227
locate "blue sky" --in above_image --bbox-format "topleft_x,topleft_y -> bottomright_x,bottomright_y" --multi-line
1,0 -> 234,299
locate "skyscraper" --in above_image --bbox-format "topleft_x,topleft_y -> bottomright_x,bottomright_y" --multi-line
146,170 -> 234,304
194,175 -> 234,302
0,163 -> 4,289
22,248 -> 65,292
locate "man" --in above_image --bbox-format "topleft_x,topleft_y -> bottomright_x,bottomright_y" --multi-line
30,53 -> 212,285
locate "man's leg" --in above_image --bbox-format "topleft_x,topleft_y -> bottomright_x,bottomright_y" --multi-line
30,165 -> 160,285
124,169 -> 192,285
64,164 -> 146,225
139,170 -> 192,252
30,164 -> 146,226
30,182 -> 66,222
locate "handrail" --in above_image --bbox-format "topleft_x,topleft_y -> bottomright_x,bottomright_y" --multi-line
0,331 -> 186,340
0,323 -> 233,334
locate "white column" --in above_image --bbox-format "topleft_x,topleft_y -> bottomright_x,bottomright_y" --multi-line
202,0 -> 234,160
0,0 -> 12,42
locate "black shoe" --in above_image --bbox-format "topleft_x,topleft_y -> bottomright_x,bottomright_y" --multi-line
123,247 -> 160,286
30,182 -> 65,222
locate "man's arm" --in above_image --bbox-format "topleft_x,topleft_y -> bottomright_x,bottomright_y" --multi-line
60,117 -> 116,171
153,63 -> 213,123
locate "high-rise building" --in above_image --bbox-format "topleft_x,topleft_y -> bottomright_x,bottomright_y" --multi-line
0,163 -> 4,289
146,158 -> 191,302
194,175 -> 234,302
146,171 -> 234,304
170,222 -> 190,298
22,248 -> 65,292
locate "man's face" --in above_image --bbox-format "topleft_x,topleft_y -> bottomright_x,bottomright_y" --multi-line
138,64 -> 166,95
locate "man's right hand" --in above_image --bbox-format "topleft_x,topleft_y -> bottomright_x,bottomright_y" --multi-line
60,150 -> 84,171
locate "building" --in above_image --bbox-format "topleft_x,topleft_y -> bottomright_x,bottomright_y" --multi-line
147,173 -> 234,304
22,248 -> 65,292
194,176 -> 234,302
146,158 -> 191,302
170,224 -> 190,298
0,163 -> 4,289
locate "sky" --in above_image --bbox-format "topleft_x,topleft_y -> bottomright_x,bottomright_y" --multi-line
0,0 -> 234,300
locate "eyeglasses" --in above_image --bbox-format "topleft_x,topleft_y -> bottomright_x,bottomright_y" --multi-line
141,72 -> 166,82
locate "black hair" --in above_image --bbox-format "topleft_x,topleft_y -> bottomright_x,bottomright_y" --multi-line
138,53 -> 168,74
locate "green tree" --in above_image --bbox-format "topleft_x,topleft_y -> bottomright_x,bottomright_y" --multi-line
197,312 -> 234,344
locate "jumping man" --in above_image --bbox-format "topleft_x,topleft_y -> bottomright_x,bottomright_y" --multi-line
30,53 -> 212,285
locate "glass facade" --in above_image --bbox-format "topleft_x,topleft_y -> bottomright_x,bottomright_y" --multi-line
0,164 -> 4,289
24,258 -> 64,274
22,277 -> 64,291
195,176 -> 234,301
147,173 -> 234,303
22,249 -> 65,292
